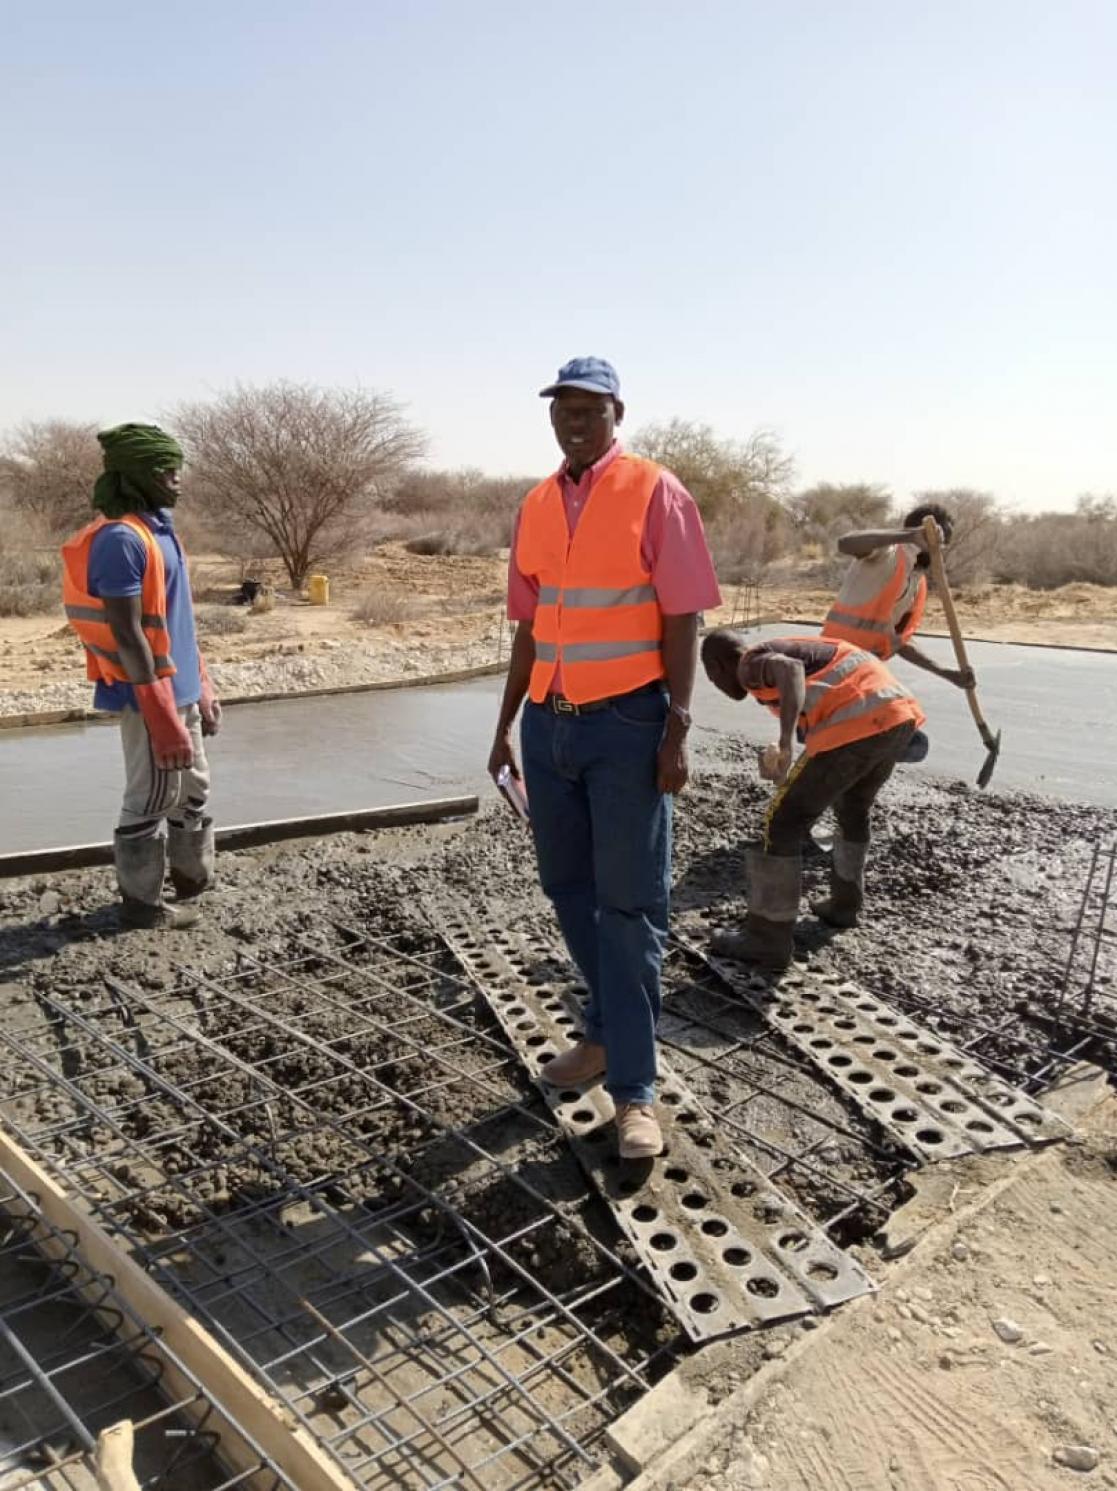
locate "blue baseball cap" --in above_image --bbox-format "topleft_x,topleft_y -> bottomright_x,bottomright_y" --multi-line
539,356 -> 621,399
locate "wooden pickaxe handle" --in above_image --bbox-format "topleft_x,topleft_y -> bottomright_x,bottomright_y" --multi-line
920,516 -> 995,747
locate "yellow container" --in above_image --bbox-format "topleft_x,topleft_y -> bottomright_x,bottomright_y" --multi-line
307,573 -> 330,606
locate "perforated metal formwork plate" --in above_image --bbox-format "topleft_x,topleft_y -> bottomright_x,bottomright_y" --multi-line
687,945 -> 1073,1162
432,905 -> 874,1343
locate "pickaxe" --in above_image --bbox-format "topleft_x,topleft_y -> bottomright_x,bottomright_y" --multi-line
922,515 -> 1002,788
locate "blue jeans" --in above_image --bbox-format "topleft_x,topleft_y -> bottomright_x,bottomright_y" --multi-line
521,689 -> 672,1106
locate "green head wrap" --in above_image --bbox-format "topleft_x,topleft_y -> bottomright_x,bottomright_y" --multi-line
92,423 -> 184,517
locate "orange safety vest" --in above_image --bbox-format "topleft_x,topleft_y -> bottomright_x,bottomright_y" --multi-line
751,637 -> 925,756
516,454 -> 665,704
60,516 -> 175,684
822,550 -> 927,659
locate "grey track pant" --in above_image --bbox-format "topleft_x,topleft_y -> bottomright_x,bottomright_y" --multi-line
117,704 -> 212,840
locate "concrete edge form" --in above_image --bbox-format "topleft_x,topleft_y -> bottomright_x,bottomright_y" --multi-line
0,794 -> 479,877
0,1123 -> 358,1491
0,660 -> 510,732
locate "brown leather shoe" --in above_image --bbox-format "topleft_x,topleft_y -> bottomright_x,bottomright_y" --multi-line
540,1040 -> 606,1088
616,1103 -> 663,1159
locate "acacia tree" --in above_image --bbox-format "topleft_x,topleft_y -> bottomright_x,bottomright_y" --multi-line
173,383 -> 426,588
0,419 -> 101,534
630,418 -> 794,520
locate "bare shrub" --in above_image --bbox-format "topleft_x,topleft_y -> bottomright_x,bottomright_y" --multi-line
0,550 -> 59,616
351,590 -> 415,626
0,420 -> 101,536
631,419 -> 793,521
172,383 -> 426,589
384,468 -> 528,555
787,482 -> 892,546
194,605 -> 248,637
705,503 -> 792,584
907,488 -> 1003,586
992,498 -> 1117,588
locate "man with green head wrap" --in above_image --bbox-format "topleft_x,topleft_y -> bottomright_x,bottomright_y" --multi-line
61,423 -> 222,929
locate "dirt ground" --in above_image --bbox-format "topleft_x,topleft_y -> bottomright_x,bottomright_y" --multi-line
663,1081 -> 1117,1491
2,543 -> 1114,718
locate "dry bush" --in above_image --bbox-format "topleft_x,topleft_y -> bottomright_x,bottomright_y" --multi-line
384,468 -> 528,555
992,500 -> 1117,588
0,550 -> 59,616
0,420 -> 101,536
705,501 -> 792,584
786,482 -> 892,548
631,420 -> 794,521
194,605 -> 248,637
908,488 -> 1003,586
351,590 -> 415,626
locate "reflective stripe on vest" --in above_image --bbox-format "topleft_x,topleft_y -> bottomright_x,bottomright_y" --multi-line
516,454 -> 665,704
822,549 -> 915,659
60,515 -> 176,687
752,637 -> 924,755
64,603 -> 168,631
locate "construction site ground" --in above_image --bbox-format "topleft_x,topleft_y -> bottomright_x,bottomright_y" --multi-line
1,713 -> 1114,1486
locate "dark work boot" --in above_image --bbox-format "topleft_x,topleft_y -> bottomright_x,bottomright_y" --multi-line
812,836 -> 868,928
168,817 -> 216,900
115,832 -> 200,930
711,848 -> 802,973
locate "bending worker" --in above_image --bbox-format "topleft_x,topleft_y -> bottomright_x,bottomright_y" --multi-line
822,501 -> 972,761
61,424 -> 221,929
488,358 -> 720,1160
701,630 -> 924,971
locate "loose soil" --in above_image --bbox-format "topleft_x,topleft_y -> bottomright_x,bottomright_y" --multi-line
3,544 -> 1114,718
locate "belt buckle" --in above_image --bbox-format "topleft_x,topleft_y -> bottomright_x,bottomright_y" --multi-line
553,696 -> 576,715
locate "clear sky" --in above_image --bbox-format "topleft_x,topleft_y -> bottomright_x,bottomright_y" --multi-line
1,0 -> 1113,511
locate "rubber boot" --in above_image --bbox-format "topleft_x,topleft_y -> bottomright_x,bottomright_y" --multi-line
812,836 -> 867,928
168,816 -> 216,900
711,848 -> 801,973
115,832 -> 199,930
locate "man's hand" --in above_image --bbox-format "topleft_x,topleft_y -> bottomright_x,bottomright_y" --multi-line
488,730 -> 520,784
657,728 -> 689,795
946,666 -> 976,691
758,742 -> 793,784
200,697 -> 223,737
199,655 -> 221,736
914,521 -> 945,554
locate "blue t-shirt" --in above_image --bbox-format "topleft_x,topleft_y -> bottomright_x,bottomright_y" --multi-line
87,510 -> 202,712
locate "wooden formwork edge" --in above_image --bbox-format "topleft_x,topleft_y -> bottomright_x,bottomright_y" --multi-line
0,1124 -> 357,1491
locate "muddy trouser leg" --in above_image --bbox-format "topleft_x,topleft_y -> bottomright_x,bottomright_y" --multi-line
116,706 -> 210,907
166,710 -> 214,897
829,722 -> 916,847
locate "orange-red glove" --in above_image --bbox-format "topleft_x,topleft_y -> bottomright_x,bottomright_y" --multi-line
134,678 -> 193,770
199,655 -> 222,737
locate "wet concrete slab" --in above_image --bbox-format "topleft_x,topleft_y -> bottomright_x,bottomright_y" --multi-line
2,630 -> 1115,854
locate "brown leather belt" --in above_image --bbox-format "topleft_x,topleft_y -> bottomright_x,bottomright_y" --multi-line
545,681 -> 666,716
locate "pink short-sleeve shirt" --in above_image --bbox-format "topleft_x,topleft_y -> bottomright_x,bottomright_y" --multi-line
508,443 -> 722,695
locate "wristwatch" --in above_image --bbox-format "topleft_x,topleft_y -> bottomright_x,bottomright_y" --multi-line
669,702 -> 693,730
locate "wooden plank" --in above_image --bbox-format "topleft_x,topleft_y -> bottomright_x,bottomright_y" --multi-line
0,794 -> 479,878
0,1127 -> 356,1491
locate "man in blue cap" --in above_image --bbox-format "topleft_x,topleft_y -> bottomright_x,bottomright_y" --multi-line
488,358 -> 721,1159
